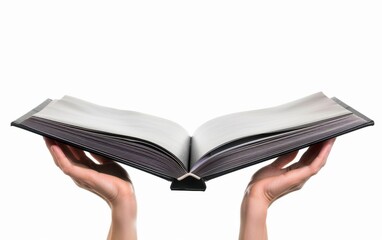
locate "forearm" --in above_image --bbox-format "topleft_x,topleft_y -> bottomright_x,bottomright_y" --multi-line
239,194 -> 269,240
108,198 -> 137,240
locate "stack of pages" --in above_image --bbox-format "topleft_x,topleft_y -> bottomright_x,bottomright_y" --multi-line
11,92 -> 374,190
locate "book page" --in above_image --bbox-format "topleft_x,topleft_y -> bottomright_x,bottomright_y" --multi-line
33,96 -> 191,167
190,92 -> 351,167
191,112 -> 369,179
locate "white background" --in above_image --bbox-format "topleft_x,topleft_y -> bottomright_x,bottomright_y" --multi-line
1,1 -> 381,239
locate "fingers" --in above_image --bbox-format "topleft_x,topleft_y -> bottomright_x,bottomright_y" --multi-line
44,137 -> 97,169
44,137 -> 59,167
44,137 -> 77,164
43,137 -> 135,206
43,137 -> 130,181
66,145 -> 97,168
49,143 -> 96,182
246,138 -> 336,205
284,138 -> 336,172
271,150 -> 299,169
279,138 -> 336,187
90,152 -> 113,164
90,153 -> 131,182
299,138 -> 336,166
308,138 -> 335,175
96,162 -> 132,183
44,138 -> 99,186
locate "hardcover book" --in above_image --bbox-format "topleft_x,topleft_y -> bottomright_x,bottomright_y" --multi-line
11,92 -> 374,191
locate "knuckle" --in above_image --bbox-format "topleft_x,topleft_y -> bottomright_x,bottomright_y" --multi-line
309,165 -> 320,175
61,165 -> 72,175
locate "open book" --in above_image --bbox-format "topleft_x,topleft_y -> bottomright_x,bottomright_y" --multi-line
11,92 -> 374,191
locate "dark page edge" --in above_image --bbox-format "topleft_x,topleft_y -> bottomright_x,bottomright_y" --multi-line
203,98 -> 374,181
10,99 -> 177,183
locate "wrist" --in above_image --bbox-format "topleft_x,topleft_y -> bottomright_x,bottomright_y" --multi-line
241,193 -> 269,222
109,195 -> 137,240
240,191 -> 269,240
111,191 -> 137,221
244,183 -> 272,208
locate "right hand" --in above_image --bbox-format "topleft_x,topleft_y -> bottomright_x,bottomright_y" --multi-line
239,138 -> 336,240
245,138 -> 335,206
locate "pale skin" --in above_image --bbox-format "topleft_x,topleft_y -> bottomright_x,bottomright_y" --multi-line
44,137 -> 336,240
239,138 -> 336,240
44,137 -> 137,240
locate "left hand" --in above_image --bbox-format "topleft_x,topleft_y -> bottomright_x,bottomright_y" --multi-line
44,137 -> 136,209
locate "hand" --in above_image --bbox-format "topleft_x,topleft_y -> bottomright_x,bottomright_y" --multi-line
44,137 -> 137,240
239,138 -> 336,240
246,138 -> 335,205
